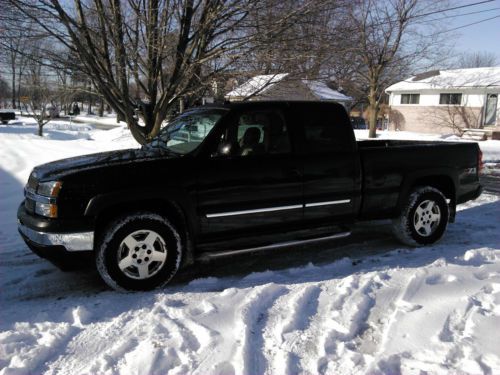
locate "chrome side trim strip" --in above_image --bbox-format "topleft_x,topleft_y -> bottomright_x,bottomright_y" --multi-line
206,204 -> 302,218
18,224 -> 94,251
197,231 -> 351,261
305,199 -> 351,208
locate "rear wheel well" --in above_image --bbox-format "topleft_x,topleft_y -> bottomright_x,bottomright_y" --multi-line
93,200 -> 193,265
411,175 -> 455,201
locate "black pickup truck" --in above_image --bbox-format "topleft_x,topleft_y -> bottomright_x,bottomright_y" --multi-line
18,101 -> 483,291
0,111 -> 16,124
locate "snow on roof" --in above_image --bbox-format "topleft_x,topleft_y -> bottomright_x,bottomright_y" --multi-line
386,67 -> 500,92
226,73 -> 352,102
225,73 -> 289,97
303,80 -> 352,102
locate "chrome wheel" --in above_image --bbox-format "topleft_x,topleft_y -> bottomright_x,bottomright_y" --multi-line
117,230 -> 167,279
413,200 -> 441,237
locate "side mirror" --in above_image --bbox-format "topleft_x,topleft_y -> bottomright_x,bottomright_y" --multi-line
212,142 -> 237,158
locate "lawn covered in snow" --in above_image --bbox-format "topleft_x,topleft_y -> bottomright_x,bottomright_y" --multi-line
0,117 -> 499,374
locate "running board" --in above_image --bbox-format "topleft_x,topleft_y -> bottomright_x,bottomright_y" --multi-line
196,231 -> 351,262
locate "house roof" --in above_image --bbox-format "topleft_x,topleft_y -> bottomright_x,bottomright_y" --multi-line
226,73 -> 352,102
225,73 -> 289,98
386,67 -> 500,92
303,80 -> 352,101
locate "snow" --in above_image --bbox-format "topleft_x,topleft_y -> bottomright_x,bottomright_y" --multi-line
1,118 -> 500,374
386,67 -> 500,92
225,74 -> 352,103
303,80 -> 352,102
226,74 -> 289,98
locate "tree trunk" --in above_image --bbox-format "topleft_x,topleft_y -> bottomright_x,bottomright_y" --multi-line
367,85 -> 379,138
368,105 -> 378,138
98,98 -> 104,117
11,74 -> 16,109
38,123 -> 43,136
117,111 -> 125,123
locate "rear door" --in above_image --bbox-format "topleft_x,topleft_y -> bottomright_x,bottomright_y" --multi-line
196,105 -> 303,241
292,102 -> 361,225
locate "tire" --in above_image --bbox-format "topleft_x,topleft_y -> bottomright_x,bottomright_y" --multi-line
96,212 -> 182,291
392,186 -> 449,247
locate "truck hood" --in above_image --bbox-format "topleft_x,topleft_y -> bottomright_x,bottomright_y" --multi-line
32,147 -> 174,181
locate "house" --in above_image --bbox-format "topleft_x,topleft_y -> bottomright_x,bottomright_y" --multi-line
386,67 -> 500,135
225,73 -> 352,107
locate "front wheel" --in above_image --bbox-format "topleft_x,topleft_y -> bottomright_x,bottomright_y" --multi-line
392,186 -> 449,247
96,212 -> 182,291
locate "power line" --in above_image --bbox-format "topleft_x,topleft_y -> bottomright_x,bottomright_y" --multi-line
428,14 -> 500,36
413,0 -> 496,19
417,6 -> 500,22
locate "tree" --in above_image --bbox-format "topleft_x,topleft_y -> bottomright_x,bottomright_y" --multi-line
0,3 -> 33,109
330,0 -> 451,138
22,42 -> 61,136
11,0 -> 319,144
456,51 -> 499,68
0,76 -> 9,107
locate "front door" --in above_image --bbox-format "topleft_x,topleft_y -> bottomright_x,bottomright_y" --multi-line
196,106 -> 303,243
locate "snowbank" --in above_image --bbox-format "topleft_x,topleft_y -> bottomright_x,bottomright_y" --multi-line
0,118 -> 499,374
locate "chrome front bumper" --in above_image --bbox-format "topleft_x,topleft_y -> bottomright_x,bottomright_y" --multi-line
18,224 -> 94,251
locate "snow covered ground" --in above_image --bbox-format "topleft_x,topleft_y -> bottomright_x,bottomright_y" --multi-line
1,118 -> 499,374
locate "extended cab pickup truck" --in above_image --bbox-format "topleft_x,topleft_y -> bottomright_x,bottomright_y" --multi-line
18,101 -> 483,290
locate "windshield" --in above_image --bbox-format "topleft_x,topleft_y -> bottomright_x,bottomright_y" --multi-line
145,109 -> 227,155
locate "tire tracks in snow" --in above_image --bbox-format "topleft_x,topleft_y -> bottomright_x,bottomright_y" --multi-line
44,296 -> 218,375
232,283 -> 289,375
263,284 -> 322,374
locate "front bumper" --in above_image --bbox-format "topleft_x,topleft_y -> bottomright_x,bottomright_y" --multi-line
18,224 -> 94,251
17,203 -> 94,269
17,203 -> 94,252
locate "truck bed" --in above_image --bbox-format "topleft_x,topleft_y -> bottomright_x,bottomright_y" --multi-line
356,139 -> 481,219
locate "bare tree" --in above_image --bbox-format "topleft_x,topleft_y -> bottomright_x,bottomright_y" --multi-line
0,4 -> 34,109
21,42 -> 61,136
456,51 -> 499,69
10,0 -> 320,144
330,0 -> 451,138
429,99 -> 481,136
0,76 -> 10,107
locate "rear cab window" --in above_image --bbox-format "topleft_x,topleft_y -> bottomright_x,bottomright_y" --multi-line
294,103 -> 355,153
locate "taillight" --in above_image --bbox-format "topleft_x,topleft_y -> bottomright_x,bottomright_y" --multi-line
478,148 -> 484,174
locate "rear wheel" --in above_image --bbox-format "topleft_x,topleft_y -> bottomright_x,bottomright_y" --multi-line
96,212 -> 182,291
392,186 -> 449,246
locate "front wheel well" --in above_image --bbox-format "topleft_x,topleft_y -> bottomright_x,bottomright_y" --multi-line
93,200 -> 193,265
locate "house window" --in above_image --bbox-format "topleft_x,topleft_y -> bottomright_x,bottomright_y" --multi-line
439,93 -> 462,105
400,94 -> 420,104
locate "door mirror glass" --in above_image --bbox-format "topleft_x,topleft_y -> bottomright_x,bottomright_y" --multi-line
212,141 -> 238,158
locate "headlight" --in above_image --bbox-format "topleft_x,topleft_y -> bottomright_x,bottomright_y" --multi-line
35,202 -> 58,218
37,181 -> 62,197
30,180 -> 62,218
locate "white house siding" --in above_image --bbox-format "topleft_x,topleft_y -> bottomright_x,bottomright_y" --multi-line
386,68 -> 500,134
388,90 -> 500,134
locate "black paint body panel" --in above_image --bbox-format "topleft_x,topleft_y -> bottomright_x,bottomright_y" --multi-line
18,101 -> 482,259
